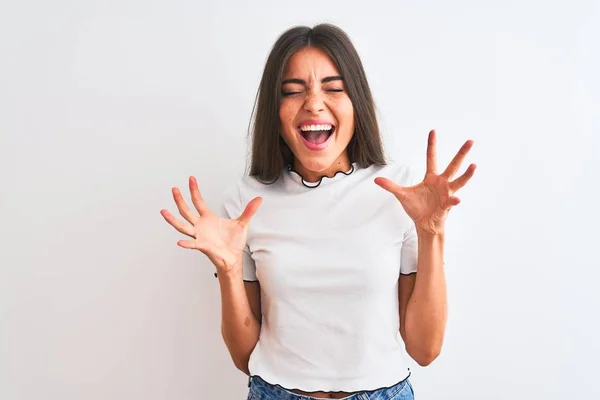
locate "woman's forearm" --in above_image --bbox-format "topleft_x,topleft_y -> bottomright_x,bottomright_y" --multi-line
217,257 -> 260,375
404,230 -> 447,366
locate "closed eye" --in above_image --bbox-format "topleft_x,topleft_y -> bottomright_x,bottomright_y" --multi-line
282,89 -> 343,96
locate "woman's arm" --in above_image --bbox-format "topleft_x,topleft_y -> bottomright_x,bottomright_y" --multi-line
218,260 -> 261,375
399,230 -> 447,366
161,177 -> 263,376
379,130 -> 475,367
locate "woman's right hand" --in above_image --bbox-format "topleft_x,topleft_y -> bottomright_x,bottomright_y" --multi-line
160,176 -> 262,275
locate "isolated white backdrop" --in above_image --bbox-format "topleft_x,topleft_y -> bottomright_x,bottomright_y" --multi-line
1,1 -> 598,399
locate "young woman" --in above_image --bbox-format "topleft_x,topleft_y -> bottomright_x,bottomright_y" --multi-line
161,24 -> 476,400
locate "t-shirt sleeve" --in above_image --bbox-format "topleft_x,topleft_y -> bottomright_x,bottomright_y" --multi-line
219,182 -> 258,282
400,223 -> 418,275
399,165 -> 421,276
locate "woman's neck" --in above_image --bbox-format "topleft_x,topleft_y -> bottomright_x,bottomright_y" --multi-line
292,155 -> 352,183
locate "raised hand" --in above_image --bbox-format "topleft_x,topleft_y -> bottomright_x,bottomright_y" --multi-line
375,130 -> 476,235
160,176 -> 262,274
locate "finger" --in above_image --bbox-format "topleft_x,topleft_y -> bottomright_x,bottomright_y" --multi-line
449,196 -> 461,206
189,176 -> 211,216
160,209 -> 196,238
172,187 -> 198,224
449,164 -> 476,191
237,197 -> 263,227
177,239 -> 197,249
374,177 -> 407,198
426,129 -> 437,174
442,140 -> 474,179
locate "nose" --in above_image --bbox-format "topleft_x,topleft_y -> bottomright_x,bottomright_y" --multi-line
303,90 -> 325,114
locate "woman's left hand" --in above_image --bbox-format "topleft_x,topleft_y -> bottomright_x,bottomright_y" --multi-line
375,130 -> 476,235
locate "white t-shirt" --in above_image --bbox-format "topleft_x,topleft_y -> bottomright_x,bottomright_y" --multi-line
220,161 -> 420,393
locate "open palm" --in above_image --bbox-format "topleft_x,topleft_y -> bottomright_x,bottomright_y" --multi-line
160,176 -> 262,274
375,130 -> 476,235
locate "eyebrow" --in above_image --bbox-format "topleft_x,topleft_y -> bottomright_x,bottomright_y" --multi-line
281,76 -> 344,85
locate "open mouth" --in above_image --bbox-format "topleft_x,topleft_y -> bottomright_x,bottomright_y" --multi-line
298,124 -> 335,147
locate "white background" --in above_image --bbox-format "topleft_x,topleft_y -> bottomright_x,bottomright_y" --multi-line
1,1 -> 598,399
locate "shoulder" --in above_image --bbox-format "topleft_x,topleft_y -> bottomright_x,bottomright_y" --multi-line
221,175 -> 253,203
221,174 -> 281,206
220,173 -> 285,219
220,175 -> 259,218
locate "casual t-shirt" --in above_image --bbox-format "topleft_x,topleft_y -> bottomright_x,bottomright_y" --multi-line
220,161 -> 419,393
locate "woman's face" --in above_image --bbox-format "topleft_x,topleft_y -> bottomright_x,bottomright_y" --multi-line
279,47 -> 355,181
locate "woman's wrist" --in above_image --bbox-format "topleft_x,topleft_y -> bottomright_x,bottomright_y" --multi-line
214,253 -> 244,280
416,227 -> 445,240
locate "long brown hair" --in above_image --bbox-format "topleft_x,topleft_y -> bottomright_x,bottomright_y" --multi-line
248,24 -> 386,184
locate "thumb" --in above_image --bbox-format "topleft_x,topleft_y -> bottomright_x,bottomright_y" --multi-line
237,197 -> 263,227
374,177 -> 406,197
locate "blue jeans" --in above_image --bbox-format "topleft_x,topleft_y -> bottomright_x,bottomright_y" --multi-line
247,375 -> 415,400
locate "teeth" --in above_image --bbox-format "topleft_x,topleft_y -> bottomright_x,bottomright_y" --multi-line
300,124 -> 333,131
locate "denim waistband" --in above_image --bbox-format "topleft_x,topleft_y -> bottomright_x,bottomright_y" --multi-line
247,373 -> 413,400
